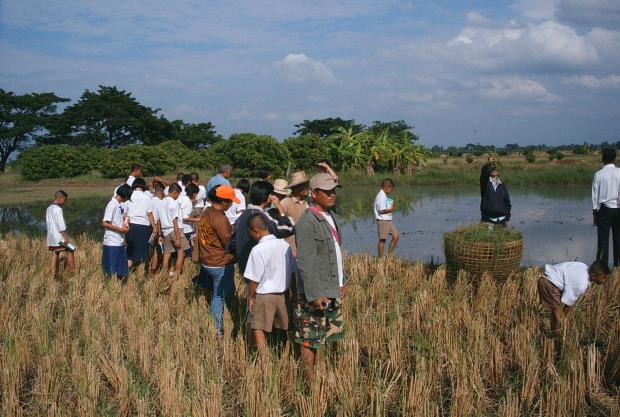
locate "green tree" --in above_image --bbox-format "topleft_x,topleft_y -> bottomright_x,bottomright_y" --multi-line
368,120 -> 419,144
294,117 -> 363,138
170,120 -> 223,150
284,135 -> 332,171
0,89 -> 69,172
54,85 -> 169,147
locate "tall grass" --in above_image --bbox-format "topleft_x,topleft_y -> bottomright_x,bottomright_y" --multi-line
1,235 -> 618,416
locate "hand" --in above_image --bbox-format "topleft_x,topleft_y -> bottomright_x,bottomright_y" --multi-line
339,286 -> 346,299
310,297 -> 330,311
248,298 -> 255,312
593,210 -> 598,226
269,195 -> 285,213
119,226 -> 129,233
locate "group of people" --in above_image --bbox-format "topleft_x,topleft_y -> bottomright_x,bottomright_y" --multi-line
44,151 -> 615,381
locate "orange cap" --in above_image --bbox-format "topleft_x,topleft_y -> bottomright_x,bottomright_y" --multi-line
215,184 -> 240,203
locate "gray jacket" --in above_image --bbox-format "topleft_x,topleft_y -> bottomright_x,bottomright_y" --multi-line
295,208 -> 343,301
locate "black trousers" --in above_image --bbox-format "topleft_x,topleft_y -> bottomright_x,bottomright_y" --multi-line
596,205 -> 620,267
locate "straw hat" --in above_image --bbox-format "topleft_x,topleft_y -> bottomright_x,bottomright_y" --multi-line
273,179 -> 292,196
287,170 -> 310,188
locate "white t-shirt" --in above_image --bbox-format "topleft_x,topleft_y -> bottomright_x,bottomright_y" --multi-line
46,204 -> 67,247
126,175 -> 136,187
225,189 -> 246,225
159,196 -> 180,237
374,189 -> 394,221
102,198 -> 125,246
126,190 -> 151,226
544,262 -> 591,306
244,235 -> 297,294
148,196 -> 166,222
195,185 -> 207,209
323,212 -> 344,287
177,194 -> 194,234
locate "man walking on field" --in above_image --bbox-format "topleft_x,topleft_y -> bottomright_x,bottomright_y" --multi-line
592,147 -> 620,267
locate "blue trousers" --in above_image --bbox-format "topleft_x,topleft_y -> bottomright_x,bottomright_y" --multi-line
200,264 -> 235,335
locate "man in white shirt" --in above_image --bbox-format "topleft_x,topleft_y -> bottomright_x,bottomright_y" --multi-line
592,147 -> 620,267
102,184 -> 132,278
158,183 -> 190,276
46,190 -> 75,276
374,178 -> 399,257
244,213 -> 297,352
191,172 -> 207,209
538,260 -> 608,337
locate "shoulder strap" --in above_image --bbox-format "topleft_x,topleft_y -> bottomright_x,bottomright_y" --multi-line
307,206 -> 340,244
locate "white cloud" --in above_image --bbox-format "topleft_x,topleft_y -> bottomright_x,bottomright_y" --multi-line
478,77 -> 559,101
277,53 -> 337,84
565,74 -> 620,89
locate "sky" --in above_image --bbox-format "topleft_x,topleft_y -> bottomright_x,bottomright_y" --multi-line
1,0 -> 619,147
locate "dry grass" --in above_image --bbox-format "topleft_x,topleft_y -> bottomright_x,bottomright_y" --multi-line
1,235 -> 619,416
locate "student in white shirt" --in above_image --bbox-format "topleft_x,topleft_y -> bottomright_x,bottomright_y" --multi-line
538,260 -> 608,337
178,183 -> 202,258
225,178 -> 249,225
191,172 -> 207,209
102,184 -> 132,278
46,190 -> 75,276
374,178 -> 399,257
147,181 -> 166,274
244,213 -> 297,352
592,147 -> 620,267
125,178 -> 153,268
159,183 -> 190,276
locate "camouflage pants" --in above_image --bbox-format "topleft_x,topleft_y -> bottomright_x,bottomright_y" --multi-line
294,298 -> 344,349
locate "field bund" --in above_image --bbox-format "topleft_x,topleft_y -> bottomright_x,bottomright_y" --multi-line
1,236 -> 618,416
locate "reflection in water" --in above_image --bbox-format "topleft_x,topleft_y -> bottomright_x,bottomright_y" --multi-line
1,185 -> 595,265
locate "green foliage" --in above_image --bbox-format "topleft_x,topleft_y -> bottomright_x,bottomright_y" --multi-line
465,155 -> 474,164
525,153 -> 536,163
99,145 -> 175,179
445,224 -> 522,244
155,140 -> 200,170
284,135 -> 332,171
367,120 -> 419,143
294,117 -> 363,138
18,145 -> 91,181
573,143 -> 592,155
169,120 -> 224,150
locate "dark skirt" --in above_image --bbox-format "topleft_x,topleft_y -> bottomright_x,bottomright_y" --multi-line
126,223 -> 152,263
184,232 -> 193,258
102,245 -> 128,277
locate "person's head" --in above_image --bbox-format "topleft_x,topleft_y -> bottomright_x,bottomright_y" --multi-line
168,182 -> 182,200
381,178 -> 395,194
272,179 -> 291,200
258,169 -> 272,182
116,184 -> 132,203
131,177 -> 147,191
236,178 -> 251,194
181,174 -> 193,187
288,170 -> 310,199
176,172 -> 184,182
489,164 -> 499,178
130,164 -> 142,177
190,172 -> 200,184
185,183 -> 199,202
54,190 -> 68,205
602,147 -> 616,164
247,212 -> 270,242
588,261 -> 610,284
153,180 -> 166,197
207,184 -> 239,210
309,173 -> 340,210
249,180 -> 274,207
219,164 -> 233,179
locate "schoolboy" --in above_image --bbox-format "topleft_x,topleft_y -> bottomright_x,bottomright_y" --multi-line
244,213 -> 297,352
374,178 -> 399,257
159,183 -> 190,276
147,181 -> 166,274
46,190 -> 76,276
102,184 -> 132,278
179,183 -> 201,257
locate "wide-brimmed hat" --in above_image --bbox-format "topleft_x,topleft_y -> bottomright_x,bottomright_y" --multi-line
273,179 -> 292,196
287,170 -> 310,188
309,173 -> 341,191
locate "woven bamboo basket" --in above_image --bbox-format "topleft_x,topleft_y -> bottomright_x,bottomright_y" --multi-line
444,227 -> 523,281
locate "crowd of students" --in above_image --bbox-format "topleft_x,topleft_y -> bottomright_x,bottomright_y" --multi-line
44,153 -> 614,383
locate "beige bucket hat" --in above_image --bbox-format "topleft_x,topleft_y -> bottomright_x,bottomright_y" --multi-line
287,170 -> 310,188
273,179 -> 292,196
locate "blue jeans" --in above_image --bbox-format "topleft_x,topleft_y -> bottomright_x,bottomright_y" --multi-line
201,264 -> 235,335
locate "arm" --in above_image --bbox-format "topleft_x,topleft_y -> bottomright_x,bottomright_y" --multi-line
60,230 -> 70,244
172,219 -> 181,246
264,201 -> 294,238
247,280 -> 258,312
102,221 -> 128,234
147,211 -> 159,235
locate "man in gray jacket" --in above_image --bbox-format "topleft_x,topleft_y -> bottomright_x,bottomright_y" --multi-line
294,173 -> 345,386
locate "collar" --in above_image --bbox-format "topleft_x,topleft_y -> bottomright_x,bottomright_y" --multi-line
258,234 -> 276,243
604,164 -> 616,168
247,204 -> 265,212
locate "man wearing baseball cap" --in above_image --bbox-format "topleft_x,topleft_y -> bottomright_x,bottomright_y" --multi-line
294,173 -> 344,387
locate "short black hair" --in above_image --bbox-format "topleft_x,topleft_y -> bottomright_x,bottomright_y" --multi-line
381,178 -> 394,187
185,183 -> 199,197
168,183 -> 182,194
190,172 -> 199,181
589,260 -> 610,276
249,180 -> 274,205
258,169 -> 270,179
237,178 -> 251,194
602,148 -> 616,164
176,172 -> 184,181
55,190 -> 68,199
247,212 -> 268,231
207,184 -> 230,204
116,184 -> 132,200
132,177 -> 147,190
130,164 -> 141,172
181,174 -> 193,186
153,181 -> 165,191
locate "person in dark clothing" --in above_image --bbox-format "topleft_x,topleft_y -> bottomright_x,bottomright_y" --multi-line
480,165 -> 511,226
479,155 -> 498,198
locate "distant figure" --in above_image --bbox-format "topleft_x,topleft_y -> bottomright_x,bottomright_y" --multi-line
538,261 -> 608,337
374,178 -> 399,257
147,181 -> 166,274
206,164 -> 233,194
258,169 -> 273,183
46,190 -> 76,276
225,178 -> 250,225
102,184 -> 132,279
592,147 -> 620,267
480,165 -> 511,226
479,155 -> 497,198
126,164 -> 142,187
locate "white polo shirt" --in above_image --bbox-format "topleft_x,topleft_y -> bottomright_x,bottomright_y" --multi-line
244,235 -> 297,294
159,196 -> 180,237
102,198 -> 125,246
46,203 -> 67,247
544,262 -> 591,306
126,190 -> 151,226
148,196 -> 166,222
592,164 -> 620,210
374,189 -> 394,221
177,194 -> 194,234
195,185 -> 207,209
225,189 -> 246,225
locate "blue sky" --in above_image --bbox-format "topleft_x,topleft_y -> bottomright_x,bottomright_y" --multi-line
1,0 -> 619,146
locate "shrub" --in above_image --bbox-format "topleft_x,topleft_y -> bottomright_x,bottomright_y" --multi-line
99,145 -> 175,179
465,155 -> 474,164
155,140 -> 200,170
525,153 -> 536,163
19,145 -> 92,181
556,152 -> 565,160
